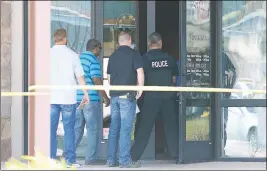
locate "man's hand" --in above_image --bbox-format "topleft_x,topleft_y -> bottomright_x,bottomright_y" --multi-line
83,93 -> 90,104
136,90 -> 143,100
136,68 -> 144,100
103,97 -> 110,107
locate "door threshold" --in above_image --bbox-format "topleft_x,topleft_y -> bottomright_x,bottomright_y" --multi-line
140,160 -> 177,164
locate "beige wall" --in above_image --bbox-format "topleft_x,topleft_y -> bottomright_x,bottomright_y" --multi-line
1,0 -> 12,162
1,1 -> 24,161
11,1 -> 24,159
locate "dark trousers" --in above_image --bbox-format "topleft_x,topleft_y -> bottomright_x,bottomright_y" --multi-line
224,107 -> 228,148
134,95 -> 144,138
131,98 -> 178,161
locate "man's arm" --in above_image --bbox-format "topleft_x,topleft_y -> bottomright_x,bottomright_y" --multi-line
137,68 -> 145,86
90,60 -> 110,107
92,77 -> 110,107
136,68 -> 144,99
107,74 -> 111,84
134,51 -> 145,99
73,55 -> 89,101
76,76 -> 88,95
107,56 -> 112,84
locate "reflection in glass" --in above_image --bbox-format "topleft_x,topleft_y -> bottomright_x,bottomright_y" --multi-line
103,1 -> 137,57
51,1 -> 92,158
186,107 -> 210,141
102,1 -> 137,140
223,107 -> 266,158
185,1 -> 211,141
222,1 -> 266,99
51,1 -> 92,53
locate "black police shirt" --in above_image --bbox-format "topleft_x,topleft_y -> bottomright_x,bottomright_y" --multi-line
142,49 -> 178,99
107,45 -> 143,97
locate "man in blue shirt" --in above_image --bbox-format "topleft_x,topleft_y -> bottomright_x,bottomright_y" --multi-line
75,39 -> 110,165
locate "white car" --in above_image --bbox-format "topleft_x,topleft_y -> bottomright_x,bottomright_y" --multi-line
232,81 -> 254,99
227,106 -> 258,142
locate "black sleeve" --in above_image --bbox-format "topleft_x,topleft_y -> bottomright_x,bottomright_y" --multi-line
226,56 -> 236,88
142,54 -> 148,73
170,56 -> 178,76
134,51 -> 143,70
107,56 -> 112,74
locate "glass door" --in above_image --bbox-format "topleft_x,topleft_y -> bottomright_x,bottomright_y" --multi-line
178,0 -> 214,163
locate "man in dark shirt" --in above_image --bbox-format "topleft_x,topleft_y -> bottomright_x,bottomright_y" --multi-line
131,32 -> 178,163
106,31 -> 144,168
222,51 -> 236,155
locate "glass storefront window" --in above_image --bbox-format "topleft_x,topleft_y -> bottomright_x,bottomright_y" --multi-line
222,1 -> 266,100
102,1 -> 137,140
103,1 -> 137,57
51,1 -> 92,53
186,1 -> 211,141
222,107 -> 266,158
51,1 -> 92,157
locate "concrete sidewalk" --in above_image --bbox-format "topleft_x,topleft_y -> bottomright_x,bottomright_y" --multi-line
77,161 -> 267,170
1,161 -> 266,170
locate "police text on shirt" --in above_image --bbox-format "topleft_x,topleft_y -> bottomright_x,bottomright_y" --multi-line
151,60 -> 169,68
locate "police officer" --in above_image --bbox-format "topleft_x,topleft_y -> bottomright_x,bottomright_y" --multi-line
131,32 -> 178,163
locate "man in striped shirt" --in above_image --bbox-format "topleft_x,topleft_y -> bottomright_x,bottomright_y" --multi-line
75,39 -> 110,165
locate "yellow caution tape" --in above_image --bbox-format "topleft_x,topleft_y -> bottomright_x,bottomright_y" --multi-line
5,148 -> 75,170
28,85 -> 266,94
1,92 -> 50,97
1,85 -> 266,97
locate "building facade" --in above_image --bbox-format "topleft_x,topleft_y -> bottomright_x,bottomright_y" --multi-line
1,0 -> 266,163
1,0 -> 12,161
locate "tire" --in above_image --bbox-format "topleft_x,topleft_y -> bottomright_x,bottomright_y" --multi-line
248,128 -> 258,157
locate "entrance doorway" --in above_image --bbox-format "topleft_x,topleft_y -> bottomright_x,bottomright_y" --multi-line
154,0 -> 179,160
96,0 -> 214,163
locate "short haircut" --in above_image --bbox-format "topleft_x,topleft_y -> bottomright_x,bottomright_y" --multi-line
86,39 -> 101,51
118,31 -> 131,43
53,29 -> 67,42
148,32 -> 162,45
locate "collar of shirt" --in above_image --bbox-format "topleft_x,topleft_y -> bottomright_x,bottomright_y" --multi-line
53,45 -> 67,48
118,45 -> 131,50
81,51 -> 97,59
149,48 -> 162,52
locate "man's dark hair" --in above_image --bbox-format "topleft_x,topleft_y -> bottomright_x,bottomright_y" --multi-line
86,39 -> 101,51
148,32 -> 162,45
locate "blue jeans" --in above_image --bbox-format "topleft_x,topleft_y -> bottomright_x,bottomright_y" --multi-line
74,101 -> 101,162
50,104 -> 76,163
107,97 -> 136,166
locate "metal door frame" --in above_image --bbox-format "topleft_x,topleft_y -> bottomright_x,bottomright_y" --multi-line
178,0 -> 266,163
178,1 -> 215,163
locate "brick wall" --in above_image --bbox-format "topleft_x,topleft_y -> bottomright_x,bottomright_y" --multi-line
1,0 -> 12,162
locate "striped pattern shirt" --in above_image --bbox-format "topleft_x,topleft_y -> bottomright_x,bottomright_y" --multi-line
77,51 -> 102,102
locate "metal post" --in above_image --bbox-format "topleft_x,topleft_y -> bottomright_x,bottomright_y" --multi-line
178,0 -> 187,163
210,0 -> 223,160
